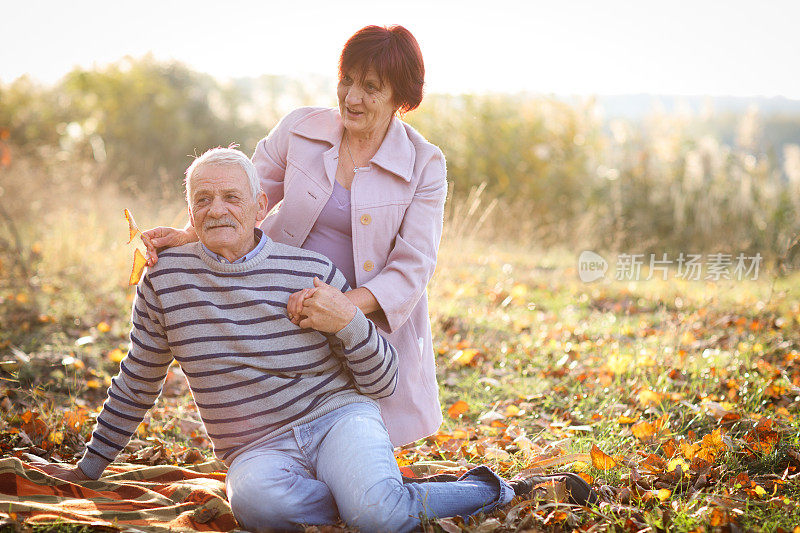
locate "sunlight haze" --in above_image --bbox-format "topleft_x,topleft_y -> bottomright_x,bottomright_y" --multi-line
2,0 -> 799,97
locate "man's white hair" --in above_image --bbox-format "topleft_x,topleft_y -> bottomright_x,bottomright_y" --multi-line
184,147 -> 261,202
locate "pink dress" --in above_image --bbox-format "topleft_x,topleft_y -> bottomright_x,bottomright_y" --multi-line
253,107 -> 446,446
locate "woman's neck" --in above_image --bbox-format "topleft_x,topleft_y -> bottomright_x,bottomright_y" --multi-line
345,116 -> 393,161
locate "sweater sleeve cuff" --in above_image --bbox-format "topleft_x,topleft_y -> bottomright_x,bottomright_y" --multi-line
334,307 -> 370,348
76,449 -> 110,480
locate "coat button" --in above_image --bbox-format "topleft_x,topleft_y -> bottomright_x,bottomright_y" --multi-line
363,260 -> 374,272
360,214 -> 372,225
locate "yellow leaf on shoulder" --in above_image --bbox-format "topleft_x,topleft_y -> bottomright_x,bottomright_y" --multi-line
130,248 -> 147,285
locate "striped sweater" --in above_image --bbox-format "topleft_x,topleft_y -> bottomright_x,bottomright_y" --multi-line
77,237 -> 398,479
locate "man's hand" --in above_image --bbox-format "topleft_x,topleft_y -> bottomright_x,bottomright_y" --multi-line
34,463 -> 91,483
287,287 -> 315,325
298,278 -> 357,333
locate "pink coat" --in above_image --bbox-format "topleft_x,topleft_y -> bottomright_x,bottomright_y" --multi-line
252,107 -> 446,446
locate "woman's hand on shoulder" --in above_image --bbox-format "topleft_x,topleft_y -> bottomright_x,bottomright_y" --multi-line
141,226 -> 198,266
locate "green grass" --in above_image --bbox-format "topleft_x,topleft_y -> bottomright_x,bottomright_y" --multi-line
2,172 -> 800,530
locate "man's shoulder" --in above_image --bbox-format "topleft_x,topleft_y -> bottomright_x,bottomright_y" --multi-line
269,242 -> 336,272
146,243 -> 204,277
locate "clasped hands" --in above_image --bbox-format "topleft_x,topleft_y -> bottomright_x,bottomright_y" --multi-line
287,277 -> 357,334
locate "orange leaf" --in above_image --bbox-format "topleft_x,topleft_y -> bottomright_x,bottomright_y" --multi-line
97,321 -> 111,333
447,400 -> 469,419
632,421 -> 657,440
451,348 -> 479,366
637,389 -> 662,406
662,438 -> 678,458
124,208 -> 140,244
590,444 -> 617,470
680,441 -> 701,460
451,429 -> 470,439
640,453 -> 667,473
130,248 -> 147,285
709,508 -> 729,527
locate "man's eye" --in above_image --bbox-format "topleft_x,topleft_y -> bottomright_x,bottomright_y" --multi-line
341,75 -> 353,84
226,194 -> 239,201
196,197 -> 209,205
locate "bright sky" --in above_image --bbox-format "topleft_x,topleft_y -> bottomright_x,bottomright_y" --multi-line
2,0 -> 799,97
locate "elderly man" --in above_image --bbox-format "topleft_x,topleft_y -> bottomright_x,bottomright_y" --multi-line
41,148 -> 524,532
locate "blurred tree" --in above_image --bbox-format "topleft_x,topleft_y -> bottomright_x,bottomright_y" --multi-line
59,55 -> 264,193
408,94 -> 601,228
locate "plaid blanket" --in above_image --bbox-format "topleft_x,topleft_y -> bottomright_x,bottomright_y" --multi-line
0,457 -> 237,532
0,457 -> 469,531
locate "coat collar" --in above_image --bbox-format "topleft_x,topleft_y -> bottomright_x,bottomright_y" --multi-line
290,108 -> 415,182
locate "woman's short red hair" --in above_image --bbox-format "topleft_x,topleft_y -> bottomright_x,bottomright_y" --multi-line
339,25 -> 425,113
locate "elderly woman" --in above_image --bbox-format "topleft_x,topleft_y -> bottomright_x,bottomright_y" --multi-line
144,25 -> 443,447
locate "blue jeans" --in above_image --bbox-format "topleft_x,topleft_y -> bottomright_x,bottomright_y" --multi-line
225,401 -> 514,532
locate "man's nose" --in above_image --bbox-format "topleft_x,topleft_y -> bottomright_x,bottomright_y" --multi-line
208,197 -> 227,216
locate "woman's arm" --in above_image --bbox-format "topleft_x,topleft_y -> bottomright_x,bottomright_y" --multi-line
345,287 -> 381,315
253,107 -> 317,213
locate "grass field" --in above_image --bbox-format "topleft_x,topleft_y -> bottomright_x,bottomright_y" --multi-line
1,168 -> 799,531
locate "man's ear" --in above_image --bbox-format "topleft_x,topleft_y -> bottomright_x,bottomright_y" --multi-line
188,205 -> 196,229
255,191 -> 268,222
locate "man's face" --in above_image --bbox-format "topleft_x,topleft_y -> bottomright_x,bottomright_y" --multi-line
188,163 -> 267,261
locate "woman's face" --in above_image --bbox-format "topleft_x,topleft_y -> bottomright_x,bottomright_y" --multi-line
337,67 -> 396,138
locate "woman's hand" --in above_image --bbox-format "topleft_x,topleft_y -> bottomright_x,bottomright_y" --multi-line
287,287 -> 315,325
34,463 -> 91,483
298,277 -> 357,333
141,226 -> 198,266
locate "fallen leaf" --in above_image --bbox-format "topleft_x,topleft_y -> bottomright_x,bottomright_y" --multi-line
632,421 -> 657,440
590,444 -> 617,470
451,348 -> 479,366
448,400 -> 469,419
709,507 -> 729,527
637,389 -> 662,406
